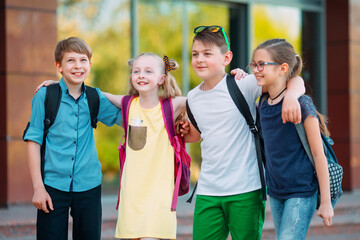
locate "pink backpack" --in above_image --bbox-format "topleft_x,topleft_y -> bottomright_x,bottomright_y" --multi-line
116,95 -> 191,211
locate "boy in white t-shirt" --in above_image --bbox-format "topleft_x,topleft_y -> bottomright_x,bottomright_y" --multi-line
183,26 -> 305,240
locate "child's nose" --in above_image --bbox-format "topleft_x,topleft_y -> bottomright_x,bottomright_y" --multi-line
139,71 -> 145,78
74,60 -> 82,68
197,55 -> 204,62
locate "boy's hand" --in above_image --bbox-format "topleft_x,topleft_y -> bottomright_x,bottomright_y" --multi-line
180,120 -> 190,137
317,201 -> 334,227
230,68 -> 248,80
35,80 -> 59,93
32,187 -> 54,213
282,94 -> 301,124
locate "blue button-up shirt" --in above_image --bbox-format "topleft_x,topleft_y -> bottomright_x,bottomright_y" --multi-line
24,78 -> 122,192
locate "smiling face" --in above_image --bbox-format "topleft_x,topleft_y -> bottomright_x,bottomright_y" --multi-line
130,55 -> 165,96
56,51 -> 91,87
191,40 -> 231,83
251,48 -> 282,87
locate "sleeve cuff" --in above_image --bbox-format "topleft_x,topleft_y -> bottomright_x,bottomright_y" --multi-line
23,126 -> 44,145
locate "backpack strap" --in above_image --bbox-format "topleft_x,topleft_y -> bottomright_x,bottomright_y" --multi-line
116,95 -> 134,210
295,123 -> 315,167
294,123 -> 338,167
186,100 -> 201,133
185,101 -> 200,203
85,86 -> 100,129
39,84 -> 62,179
121,95 -> 134,141
226,74 -> 267,201
161,98 -> 176,139
160,98 -> 183,211
44,84 -> 62,131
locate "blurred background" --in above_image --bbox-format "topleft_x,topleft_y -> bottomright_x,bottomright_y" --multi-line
1,0 -> 359,206
57,0 -> 303,194
2,0 -> 360,239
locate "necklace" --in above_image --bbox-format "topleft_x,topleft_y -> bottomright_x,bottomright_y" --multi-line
270,87 -> 287,104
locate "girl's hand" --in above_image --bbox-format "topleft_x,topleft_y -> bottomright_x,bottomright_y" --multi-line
35,80 -> 59,93
317,201 -> 334,227
180,120 -> 190,137
230,68 -> 248,80
281,94 -> 301,124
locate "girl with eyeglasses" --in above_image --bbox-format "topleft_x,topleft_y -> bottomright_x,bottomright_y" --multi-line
252,38 -> 334,239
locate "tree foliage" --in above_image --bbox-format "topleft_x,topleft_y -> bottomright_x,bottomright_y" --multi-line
57,0 -> 301,183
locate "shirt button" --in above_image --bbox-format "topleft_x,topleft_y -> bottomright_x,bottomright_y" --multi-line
70,175 -> 72,178
75,114 -> 78,117
74,141 -> 76,144
72,157 -> 74,161
75,128 -> 77,131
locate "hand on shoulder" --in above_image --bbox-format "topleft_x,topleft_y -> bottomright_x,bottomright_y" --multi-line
230,68 -> 248,80
282,94 -> 301,124
35,80 -> 59,93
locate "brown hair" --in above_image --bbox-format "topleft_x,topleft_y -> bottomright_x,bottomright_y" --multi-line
255,38 -> 330,135
253,38 -> 302,80
316,111 -> 330,136
55,37 -> 92,63
192,28 -> 230,54
127,53 -> 182,99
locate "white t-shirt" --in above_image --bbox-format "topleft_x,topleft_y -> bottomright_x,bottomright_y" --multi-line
187,74 -> 262,196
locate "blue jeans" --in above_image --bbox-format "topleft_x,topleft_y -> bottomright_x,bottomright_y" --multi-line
269,192 -> 317,240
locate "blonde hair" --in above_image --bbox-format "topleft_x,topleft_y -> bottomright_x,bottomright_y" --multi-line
127,53 -> 182,99
55,37 -> 92,63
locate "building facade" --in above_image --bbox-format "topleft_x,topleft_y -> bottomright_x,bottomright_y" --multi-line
0,0 -> 359,206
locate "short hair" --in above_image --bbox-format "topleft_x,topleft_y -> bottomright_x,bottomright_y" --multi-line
192,28 -> 230,54
54,37 -> 92,63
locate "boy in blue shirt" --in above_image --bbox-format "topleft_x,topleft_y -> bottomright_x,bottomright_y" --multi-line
23,37 -> 121,240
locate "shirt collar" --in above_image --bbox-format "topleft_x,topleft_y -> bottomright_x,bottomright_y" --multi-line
59,78 -> 85,95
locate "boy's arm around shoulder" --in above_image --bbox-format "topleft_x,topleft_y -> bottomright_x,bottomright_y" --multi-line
96,90 -> 124,127
172,96 -> 201,143
282,76 -> 305,124
172,96 -> 187,120
181,121 -> 201,143
103,92 -> 124,109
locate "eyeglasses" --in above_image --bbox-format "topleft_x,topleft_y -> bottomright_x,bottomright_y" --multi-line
247,62 -> 280,72
194,25 -> 230,50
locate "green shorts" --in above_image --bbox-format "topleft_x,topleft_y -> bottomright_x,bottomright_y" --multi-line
193,189 -> 265,240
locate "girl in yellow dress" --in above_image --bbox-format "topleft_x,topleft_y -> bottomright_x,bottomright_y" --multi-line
106,53 -> 187,240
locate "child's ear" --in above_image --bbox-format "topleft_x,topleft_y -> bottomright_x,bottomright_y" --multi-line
55,62 -> 63,74
224,51 -> 233,66
280,63 -> 289,75
158,74 -> 166,85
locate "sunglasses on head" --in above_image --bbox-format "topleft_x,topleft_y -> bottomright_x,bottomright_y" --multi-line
194,25 -> 230,50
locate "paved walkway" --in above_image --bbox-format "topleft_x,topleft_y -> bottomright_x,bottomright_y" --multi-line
0,189 -> 359,239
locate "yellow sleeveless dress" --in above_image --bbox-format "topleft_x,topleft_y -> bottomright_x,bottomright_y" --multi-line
115,97 -> 176,239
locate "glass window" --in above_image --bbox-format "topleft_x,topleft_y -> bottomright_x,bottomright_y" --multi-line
251,4 -> 302,56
